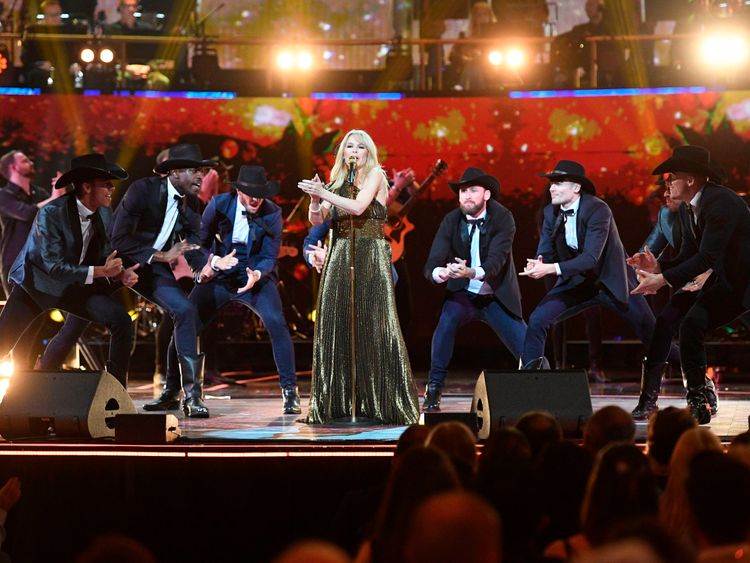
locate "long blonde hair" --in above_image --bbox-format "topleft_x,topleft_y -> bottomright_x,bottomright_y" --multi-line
329,129 -> 384,191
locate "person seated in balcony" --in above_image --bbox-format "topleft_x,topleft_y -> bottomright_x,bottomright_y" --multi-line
447,1 -> 495,91
551,0 -> 627,88
21,0 -> 83,89
103,0 -> 168,89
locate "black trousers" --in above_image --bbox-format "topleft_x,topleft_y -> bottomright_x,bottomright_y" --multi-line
0,285 -> 132,385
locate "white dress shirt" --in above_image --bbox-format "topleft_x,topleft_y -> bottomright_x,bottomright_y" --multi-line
152,177 -> 183,253
554,196 -> 581,276
75,198 -> 96,284
432,209 -> 491,295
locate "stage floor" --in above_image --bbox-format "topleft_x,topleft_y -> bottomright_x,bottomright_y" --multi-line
118,370 -> 750,444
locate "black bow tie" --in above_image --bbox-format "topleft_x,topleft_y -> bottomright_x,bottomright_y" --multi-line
561,209 -> 575,220
81,211 -> 97,222
242,210 -> 255,219
466,217 -> 485,239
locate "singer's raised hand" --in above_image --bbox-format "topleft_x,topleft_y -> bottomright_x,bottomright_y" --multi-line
298,176 -> 326,199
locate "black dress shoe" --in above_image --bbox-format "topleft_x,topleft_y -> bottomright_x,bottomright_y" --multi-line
143,390 -> 181,411
687,393 -> 711,425
282,387 -> 301,415
183,396 -> 209,418
631,400 -> 658,421
705,377 -> 719,416
423,385 -> 442,412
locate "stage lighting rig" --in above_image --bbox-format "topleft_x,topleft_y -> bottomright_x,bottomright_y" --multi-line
699,32 -> 749,69
487,46 -> 527,69
274,47 -> 316,73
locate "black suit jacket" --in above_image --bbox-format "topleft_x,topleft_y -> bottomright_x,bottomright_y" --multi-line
109,176 -> 205,272
538,192 -> 632,305
424,199 -> 523,319
642,205 -> 681,257
199,192 -> 282,286
9,194 -> 111,298
660,182 -> 750,305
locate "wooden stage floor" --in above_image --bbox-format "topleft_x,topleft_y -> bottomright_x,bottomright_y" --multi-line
117,370 -> 750,445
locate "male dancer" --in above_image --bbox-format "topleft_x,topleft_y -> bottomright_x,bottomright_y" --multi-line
110,144 -> 236,418
423,167 -> 526,411
146,165 -> 301,414
0,153 -> 137,386
520,160 -> 658,370
630,145 -> 750,424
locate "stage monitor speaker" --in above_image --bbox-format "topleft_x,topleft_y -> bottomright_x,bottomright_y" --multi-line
0,370 -> 136,440
115,414 -> 180,444
471,370 -> 592,440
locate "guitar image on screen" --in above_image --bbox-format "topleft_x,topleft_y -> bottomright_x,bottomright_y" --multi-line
385,159 -> 447,263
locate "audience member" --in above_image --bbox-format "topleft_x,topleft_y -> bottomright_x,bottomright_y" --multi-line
394,424 -> 430,458
660,428 -> 722,550
537,441 -> 594,546
74,533 -> 157,563
546,444 -> 659,559
515,410 -> 563,460
600,517 -> 694,563
647,407 -> 697,491
404,492 -> 501,563
477,428 -> 540,563
583,405 -> 636,455
425,422 -> 478,488
686,451 -> 750,563
729,430 -> 750,469
356,447 -> 461,563
273,540 -> 351,563
0,477 -> 20,560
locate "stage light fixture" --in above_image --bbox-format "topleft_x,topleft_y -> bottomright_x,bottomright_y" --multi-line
699,33 -> 749,68
297,51 -> 314,71
0,360 -> 13,378
488,50 -> 503,66
80,47 -> 96,64
275,48 -> 316,73
99,47 -> 115,64
276,50 -> 295,71
505,48 -> 525,69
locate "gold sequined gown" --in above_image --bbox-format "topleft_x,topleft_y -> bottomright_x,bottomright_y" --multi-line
306,184 -> 420,425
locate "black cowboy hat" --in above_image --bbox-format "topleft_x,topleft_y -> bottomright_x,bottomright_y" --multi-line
652,145 -> 713,177
448,167 -> 500,198
231,165 -> 280,198
154,143 -> 218,174
538,160 -> 596,195
56,153 -> 128,188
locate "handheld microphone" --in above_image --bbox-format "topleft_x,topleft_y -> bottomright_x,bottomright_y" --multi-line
346,158 -> 356,185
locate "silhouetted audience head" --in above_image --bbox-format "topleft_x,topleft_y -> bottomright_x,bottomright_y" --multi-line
686,451 -> 750,549
272,540 -> 351,563
404,491 -> 502,563
600,516 -> 694,563
584,406 -> 636,454
75,534 -> 157,563
515,410 -> 563,460
395,424 -> 430,458
647,407 -> 697,469
425,421 -> 478,487
538,440 -> 595,543
729,429 -> 750,470
659,427 -> 722,543
477,427 -> 539,563
369,446 -> 461,563
581,443 -> 659,546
